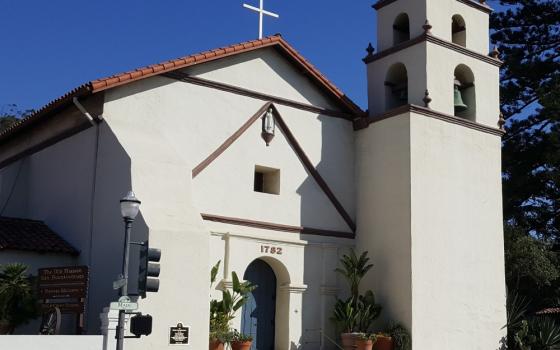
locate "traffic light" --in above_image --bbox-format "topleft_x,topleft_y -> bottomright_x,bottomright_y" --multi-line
138,241 -> 161,298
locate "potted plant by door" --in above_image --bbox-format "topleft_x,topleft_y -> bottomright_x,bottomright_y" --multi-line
230,329 -> 253,350
356,333 -> 377,350
387,323 -> 411,350
209,261 -> 256,350
332,250 -> 382,350
0,263 -> 39,334
374,333 -> 394,350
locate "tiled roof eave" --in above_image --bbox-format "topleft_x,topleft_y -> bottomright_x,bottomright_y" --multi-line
0,35 -> 363,146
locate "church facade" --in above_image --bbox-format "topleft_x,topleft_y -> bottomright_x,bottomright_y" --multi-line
0,0 -> 506,349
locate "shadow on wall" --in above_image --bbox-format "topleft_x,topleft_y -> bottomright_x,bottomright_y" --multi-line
298,114 -> 355,349
85,122 -> 149,333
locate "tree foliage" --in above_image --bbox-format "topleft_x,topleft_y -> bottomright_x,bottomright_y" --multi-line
505,225 -> 560,310
490,0 -> 560,241
0,104 -> 33,133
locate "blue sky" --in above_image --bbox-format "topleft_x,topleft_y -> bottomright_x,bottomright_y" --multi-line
0,0 -> 375,111
0,0 -> 505,112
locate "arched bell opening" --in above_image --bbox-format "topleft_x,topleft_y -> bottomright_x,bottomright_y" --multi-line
452,15 -> 467,47
393,13 -> 410,46
385,63 -> 409,110
453,64 -> 476,121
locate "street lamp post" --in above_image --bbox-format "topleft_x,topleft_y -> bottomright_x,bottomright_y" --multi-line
116,191 -> 141,350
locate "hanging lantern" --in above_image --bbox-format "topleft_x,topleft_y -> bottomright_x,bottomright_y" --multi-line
454,78 -> 468,113
261,108 -> 275,146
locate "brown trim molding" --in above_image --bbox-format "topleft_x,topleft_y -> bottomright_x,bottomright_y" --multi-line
192,103 -> 356,232
426,35 -> 501,67
354,104 -> 505,137
271,105 -> 357,232
192,102 -> 272,178
363,33 -> 502,67
456,0 -> 493,13
372,0 -> 397,10
373,0 -> 492,13
164,72 -> 360,121
363,35 -> 425,63
201,213 -> 355,239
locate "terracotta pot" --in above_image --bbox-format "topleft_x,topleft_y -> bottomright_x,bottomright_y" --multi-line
0,320 -> 13,335
231,340 -> 252,350
373,336 -> 394,350
209,340 -> 225,350
341,332 -> 360,350
356,339 -> 374,350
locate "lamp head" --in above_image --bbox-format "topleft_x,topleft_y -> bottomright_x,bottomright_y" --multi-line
120,191 -> 141,220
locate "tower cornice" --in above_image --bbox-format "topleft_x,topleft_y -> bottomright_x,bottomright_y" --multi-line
354,104 -> 505,137
372,0 -> 492,14
363,33 -> 502,67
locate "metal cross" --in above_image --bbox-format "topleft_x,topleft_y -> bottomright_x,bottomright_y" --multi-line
243,0 -> 279,39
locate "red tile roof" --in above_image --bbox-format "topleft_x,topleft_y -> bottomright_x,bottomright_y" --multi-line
0,217 -> 78,255
0,35 -> 362,143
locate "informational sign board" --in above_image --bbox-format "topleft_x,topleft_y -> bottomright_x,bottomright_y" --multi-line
38,265 -> 89,333
169,323 -> 190,345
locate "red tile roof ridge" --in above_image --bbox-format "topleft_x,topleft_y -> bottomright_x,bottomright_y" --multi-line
0,34 -> 362,144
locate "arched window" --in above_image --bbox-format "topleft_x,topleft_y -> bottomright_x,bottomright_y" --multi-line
454,64 -> 476,120
452,15 -> 466,47
393,13 -> 410,46
385,63 -> 408,110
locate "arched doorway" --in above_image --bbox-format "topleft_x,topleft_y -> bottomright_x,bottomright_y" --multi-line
241,259 -> 277,350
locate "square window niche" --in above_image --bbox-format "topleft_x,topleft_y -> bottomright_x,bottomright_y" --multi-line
254,165 -> 280,195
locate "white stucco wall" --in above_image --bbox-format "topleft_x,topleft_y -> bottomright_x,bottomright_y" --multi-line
101,47 -> 357,349
427,0 -> 490,53
355,111 -> 506,349
0,128 -> 97,256
376,0 -> 427,52
409,114 -> 506,349
355,114 -> 413,330
0,335 -> 103,350
376,0 -> 490,53
103,47 -> 356,233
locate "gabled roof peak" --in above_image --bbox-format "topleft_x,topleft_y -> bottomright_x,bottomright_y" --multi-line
0,35 -> 362,144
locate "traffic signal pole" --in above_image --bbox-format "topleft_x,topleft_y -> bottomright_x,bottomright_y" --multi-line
116,218 -> 133,350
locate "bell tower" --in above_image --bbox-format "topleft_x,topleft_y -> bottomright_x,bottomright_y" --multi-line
355,0 -> 507,348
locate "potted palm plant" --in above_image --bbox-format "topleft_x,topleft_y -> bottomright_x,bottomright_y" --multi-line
0,263 -> 39,334
332,250 -> 382,350
356,333 -> 377,350
209,261 -> 256,350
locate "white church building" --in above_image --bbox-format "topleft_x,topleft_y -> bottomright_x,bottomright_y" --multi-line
0,0 -> 507,348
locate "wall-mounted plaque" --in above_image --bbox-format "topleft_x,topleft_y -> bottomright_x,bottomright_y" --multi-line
169,323 -> 190,345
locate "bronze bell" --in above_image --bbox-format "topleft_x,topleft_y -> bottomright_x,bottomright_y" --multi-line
454,79 -> 468,113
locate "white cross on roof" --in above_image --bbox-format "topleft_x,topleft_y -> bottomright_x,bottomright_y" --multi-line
243,0 -> 279,39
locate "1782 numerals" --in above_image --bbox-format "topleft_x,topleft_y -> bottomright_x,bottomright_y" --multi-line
261,245 -> 282,255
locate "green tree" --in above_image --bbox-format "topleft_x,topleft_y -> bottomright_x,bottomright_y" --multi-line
0,104 -> 33,133
490,0 -> 560,242
504,225 -> 559,310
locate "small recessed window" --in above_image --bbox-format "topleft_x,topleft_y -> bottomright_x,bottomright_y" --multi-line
254,166 -> 280,195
